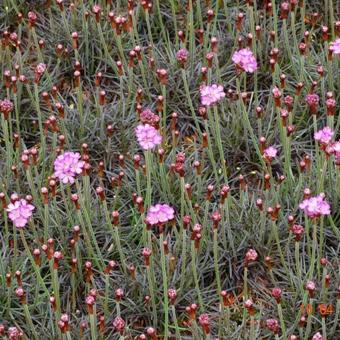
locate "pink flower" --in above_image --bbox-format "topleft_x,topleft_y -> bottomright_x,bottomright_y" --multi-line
271,287 -> 282,302
291,224 -> 304,241
245,248 -> 258,262
312,332 -> 323,340
135,124 -> 162,150
92,4 -> 102,14
200,84 -> 225,106
146,204 -> 174,225
266,318 -> 279,334
272,86 -> 282,98
305,281 -> 316,291
0,99 -> 14,115
34,63 -> 47,83
263,146 -> 278,161
299,193 -> 331,218
8,327 -> 23,340
168,288 -> 177,302
305,93 -> 319,104
232,48 -> 258,73
85,295 -> 95,305
314,126 -> 334,145
331,141 -> 340,165
6,199 -> 35,228
35,63 -> 46,75
198,313 -> 209,326
140,109 -> 159,127
244,299 -> 253,309
113,317 -> 125,333
330,38 -> 340,55
176,48 -> 189,63
54,151 -> 85,184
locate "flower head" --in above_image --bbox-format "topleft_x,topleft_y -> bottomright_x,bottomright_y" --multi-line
176,48 -> 189,64
299,193 -> 331,218
113,317 -> 125,334
198,313 -> 209,326
35,63 -> 46,75
6,199 -> 35,228
245,248 -> 258,264
305,280 -> 316,291
54,151 -> 85,184
85,295 -> 95,306
168,288 -> 177,303
314,126 -> 334,145
146,204 -> 174,225
135,124 -> 162,150
271,288 -> 282,302
312,332 -> 322,340
198,313 -> 210,335
0,99 -> 14,115
8,327 -> 23,340
266,318 -> 279,334
34,63 -> 47,83
331,141 -> 340,165
330,38 -> 340,55
232,48 -> 257,73
291,224 -> 304,241
305,93 -> 319,106
263,146 -> 278,161
200,84 -> 225,107
244,299 -> 253,309
140,109 -> 159,127
312,332 -> 323,340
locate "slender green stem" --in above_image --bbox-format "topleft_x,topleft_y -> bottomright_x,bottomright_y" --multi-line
191,242 -> 203,309
213,229 -> 222,295
89,311 -> 97,340
160,232 -> 169,339
277,303 -> 287,338
19,229 -> 49,295
23,304 -> 39,340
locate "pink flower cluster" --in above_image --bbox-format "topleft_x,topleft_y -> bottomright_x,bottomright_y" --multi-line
330,38 -> 340,55
140,109 -> 159,127
176,48 -> 189,63
232,48 -> 258,73
0,98 -> 14,115
113,317 -> 125,334
328,141 -> 340,164
263,146 -> 278,161
299,193 -> 331,218
266,318 -> 279,334
35,63 -> 46,75
7,327 -> 24,340
54,151 -> 85,184
135,124 -> 162,150
245,248 -> 258,262
314,126 -> 334,145
305,93 -> 319,106
312,332 -> 323,340
6,198 -> 35,228
146,204 -> 175,225
200,84 -> 225,106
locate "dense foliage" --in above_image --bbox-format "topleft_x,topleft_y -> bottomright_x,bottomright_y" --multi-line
0,0 -> 339,339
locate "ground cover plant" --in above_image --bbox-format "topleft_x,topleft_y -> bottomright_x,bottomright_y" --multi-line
0,0 -> 339,339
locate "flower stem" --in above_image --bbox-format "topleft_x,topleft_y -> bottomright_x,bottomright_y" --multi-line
160,232 -> 169,339
191,242 -> 203,309
19,229 -> 49,296
23,304 -> 39,340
